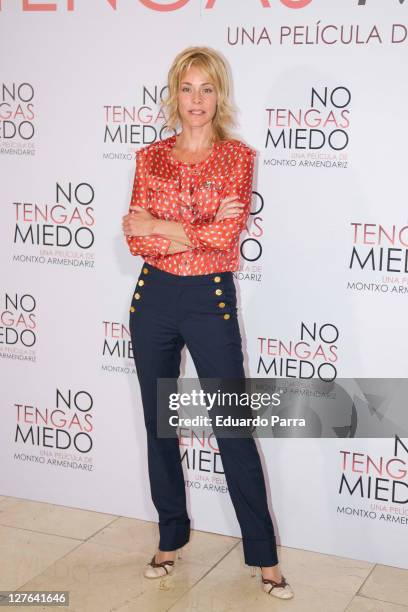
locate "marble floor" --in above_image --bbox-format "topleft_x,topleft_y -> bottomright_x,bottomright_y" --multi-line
0,495 -> 407,612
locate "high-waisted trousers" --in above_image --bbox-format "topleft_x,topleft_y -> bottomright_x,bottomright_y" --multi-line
129,261 -> 278,567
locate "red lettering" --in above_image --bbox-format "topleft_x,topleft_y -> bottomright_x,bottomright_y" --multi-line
207,0 -> 312,7
23,0 -> 57,10
0,0 -> 314,11
206,0 -> 271,6
280,0 -> 313,7
139,0 -> 190,11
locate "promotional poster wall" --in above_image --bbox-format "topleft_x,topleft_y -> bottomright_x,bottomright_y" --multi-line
1,0 -> 407,570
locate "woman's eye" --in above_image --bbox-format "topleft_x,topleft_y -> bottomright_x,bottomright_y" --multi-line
180,86 -> 213,93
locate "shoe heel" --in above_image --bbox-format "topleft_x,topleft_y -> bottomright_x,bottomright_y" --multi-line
250,566 -> 257,577
177,546 -> 184,560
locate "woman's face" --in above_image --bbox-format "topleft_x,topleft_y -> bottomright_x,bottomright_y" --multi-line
177,65 -> 218,131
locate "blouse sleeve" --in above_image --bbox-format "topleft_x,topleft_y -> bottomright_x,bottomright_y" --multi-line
126,148 -> 171,258
180,145 -> 256,253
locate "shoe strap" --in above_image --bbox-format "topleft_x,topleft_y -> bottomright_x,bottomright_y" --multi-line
262,575 -> 288,589
149,555 -> 175,573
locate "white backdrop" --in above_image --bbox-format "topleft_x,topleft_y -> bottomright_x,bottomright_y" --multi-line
1,0 -> 407,570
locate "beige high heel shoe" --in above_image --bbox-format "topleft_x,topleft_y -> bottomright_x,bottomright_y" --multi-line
250,566 -> 294,599
143,546 -> 184,579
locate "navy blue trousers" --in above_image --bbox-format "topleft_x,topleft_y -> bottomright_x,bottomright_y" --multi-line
129,262 -> 278,567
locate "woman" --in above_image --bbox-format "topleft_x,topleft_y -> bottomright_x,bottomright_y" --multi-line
121,46 -> 294,601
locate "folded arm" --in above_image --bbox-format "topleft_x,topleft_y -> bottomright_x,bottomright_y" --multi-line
151,145 -> 256,253
126,148 -> 189,257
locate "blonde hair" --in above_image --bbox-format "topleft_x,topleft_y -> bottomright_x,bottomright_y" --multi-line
162,46 -> 237,143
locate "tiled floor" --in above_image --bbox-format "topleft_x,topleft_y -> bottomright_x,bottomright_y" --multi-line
0,495 -> 407,612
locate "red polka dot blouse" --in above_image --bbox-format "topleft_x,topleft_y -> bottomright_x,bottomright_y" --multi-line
126,134 -> 256,276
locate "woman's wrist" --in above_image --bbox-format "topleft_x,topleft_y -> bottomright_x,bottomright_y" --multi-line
150,218 -> 161,235
151,219 -> 190,245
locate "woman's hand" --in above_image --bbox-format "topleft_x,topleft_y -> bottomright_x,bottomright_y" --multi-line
214,194 -> 245,222
122,205 -> 154,237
